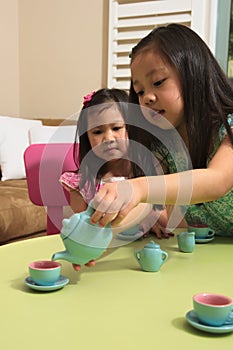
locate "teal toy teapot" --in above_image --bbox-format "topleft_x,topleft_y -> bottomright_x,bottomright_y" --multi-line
134,240 -> 168,272
52,204 -> 112,270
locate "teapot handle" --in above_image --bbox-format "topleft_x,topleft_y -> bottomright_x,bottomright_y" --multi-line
162,251 -> 168,262
134,250 -> 141,262
86,200 -> 95,217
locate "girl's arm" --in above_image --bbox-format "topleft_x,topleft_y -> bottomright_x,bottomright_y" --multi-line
91,134 -> 233,226
60,172 -> 88,214
70,190 -> 88,213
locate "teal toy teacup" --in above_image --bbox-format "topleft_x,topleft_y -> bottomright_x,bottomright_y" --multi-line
29,260 -> 61,286
193,293 -> 233,327
188,224 -> 215,239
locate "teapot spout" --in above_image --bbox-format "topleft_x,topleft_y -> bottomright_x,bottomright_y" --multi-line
52,251 -> 72,263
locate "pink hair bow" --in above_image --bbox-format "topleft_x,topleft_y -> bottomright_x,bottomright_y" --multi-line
83,91 -> 96,108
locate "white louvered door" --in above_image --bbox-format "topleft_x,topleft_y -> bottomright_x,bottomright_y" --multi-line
108,0 -> 218,90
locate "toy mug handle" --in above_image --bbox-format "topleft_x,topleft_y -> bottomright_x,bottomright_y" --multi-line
224,308 -> 233,325
208,228 -> 215,236
161,251 -> 168,263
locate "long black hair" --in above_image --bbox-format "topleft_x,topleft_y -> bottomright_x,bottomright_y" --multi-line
129,23 -> 233,169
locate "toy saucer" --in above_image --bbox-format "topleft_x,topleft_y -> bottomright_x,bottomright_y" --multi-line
25,275 -> 69,292
185,310 -> 233,334
116,230 -> 144,241
195,236 -> 215,244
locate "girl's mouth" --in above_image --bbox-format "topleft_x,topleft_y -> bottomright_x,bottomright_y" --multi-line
150,109 -> 165,119
104,147 -> 118,153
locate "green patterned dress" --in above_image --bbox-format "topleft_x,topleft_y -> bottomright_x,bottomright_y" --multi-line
153,116 -> 233,236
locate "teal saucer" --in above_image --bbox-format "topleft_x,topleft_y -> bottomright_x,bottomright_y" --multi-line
25,275 -> 69,292
195,236 -> 215,244
185,310 -> 233,334
116,230 -> 144,241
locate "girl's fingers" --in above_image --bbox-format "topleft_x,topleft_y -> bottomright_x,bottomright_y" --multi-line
72,264 -> 81,271
91,200 -> 121,225
96,212 -> 119,227
91,208 -> 112,225
85,260 -> 95,267
150,222 -> 174,239
91,180 -> 135,225
93,201 -> 131,227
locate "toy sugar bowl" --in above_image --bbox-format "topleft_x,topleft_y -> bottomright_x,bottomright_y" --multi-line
134,240 -> 168,272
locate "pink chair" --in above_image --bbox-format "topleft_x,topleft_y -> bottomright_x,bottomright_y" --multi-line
24,143 -> 77,235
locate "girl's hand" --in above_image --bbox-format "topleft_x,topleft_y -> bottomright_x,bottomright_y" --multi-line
149,222 -> 174,239
140,208 -> 174,239
91,179 -> 143,226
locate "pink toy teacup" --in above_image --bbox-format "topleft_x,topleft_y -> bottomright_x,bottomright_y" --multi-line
29,260 -> 61,286
193,293 -> 233,326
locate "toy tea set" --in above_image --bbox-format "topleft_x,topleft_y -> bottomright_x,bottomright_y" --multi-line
24,206 -> 233,334
25,202 -> 157,291
24,205 -> 216,296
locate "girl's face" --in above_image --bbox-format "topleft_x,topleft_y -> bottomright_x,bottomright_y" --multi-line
87,103 -> 128,161
131,50 -> 185,134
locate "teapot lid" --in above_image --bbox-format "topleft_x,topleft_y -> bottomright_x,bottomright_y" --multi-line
144,240 -> 160,249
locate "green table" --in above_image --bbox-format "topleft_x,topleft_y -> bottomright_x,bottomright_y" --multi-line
1,231 -> 232,350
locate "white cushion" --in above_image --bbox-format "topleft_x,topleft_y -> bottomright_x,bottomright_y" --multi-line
0,116 -> 42,180
29,124 -> 77,144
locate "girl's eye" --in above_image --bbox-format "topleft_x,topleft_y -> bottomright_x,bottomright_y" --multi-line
154,78 -> 165,87
136,90 -> 144,97
113,126 -> 123,131
92,130 -> 102,135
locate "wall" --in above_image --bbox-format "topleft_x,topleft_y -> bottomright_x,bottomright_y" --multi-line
0,1 -> 221,120
0,0 -> 19,116
0,0 -> 107,119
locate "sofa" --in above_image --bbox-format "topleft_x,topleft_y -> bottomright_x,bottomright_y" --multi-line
0,117 -> 76,245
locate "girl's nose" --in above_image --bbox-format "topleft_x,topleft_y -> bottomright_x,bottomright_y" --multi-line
103,130 -> 114,142
144,92 -> 156,105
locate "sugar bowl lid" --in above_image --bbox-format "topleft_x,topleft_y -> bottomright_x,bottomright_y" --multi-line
144,240 -> 160,249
